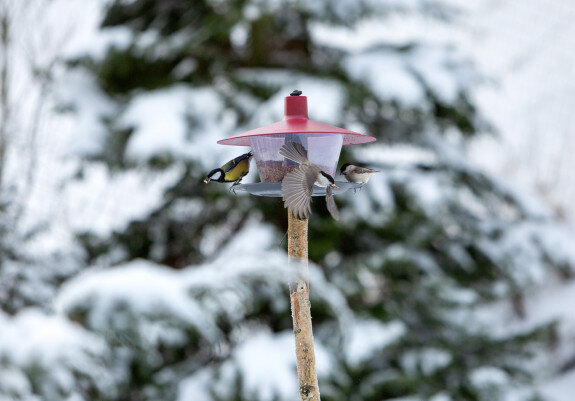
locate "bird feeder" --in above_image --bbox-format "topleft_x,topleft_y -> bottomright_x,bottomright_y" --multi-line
216,91 -> 375,401
218,91 -> 375,195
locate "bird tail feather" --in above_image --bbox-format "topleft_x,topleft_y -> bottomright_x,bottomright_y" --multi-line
326,185 -> 340,220
279,142 -> 309,165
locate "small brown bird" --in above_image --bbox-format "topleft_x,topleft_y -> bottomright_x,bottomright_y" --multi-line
280,142 -> 339,220
340,163 -> 380,183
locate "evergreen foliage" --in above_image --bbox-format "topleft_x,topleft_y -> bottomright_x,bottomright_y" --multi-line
1,1 -> 573,401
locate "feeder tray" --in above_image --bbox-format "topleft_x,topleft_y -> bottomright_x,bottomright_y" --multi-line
234,181 -> 364,197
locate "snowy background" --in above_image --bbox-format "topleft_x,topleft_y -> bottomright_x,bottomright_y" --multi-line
1,0 -> 574,400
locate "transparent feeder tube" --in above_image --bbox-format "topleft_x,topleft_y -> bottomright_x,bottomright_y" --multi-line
250,133 -> 343,183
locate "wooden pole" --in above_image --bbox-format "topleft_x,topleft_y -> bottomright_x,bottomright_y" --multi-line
288,212 -> 321,401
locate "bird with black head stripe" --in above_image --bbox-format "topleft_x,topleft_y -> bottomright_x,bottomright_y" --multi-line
280,142 -> 339,220
340,163 -> 380,184
203,151 -> 253,192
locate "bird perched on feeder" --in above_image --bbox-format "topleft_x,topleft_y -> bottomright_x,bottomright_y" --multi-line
280,142 -> 340,220
340,163 -> 380,184
203,151 -> 253,192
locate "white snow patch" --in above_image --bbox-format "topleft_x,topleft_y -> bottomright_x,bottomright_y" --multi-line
440,286 -> 478,306
61,1 -> 131,60
63,164 -> 183,237
430,392 -> 452,401
218,218 -> 277,258
347,319 -> 406,366
0,309 -> 112,400
55,68 -> 116,156
56,260 -> 220,343
0,309 -> 103,370
178,330 -> 332,401
353,144 -> 437,167
235,73 -> 345,126
344,43 -> 475,107
233,330 -> 332,400
539,367 -> 575,401
478,222 -> 551,288
234,331 -> 298,400
346,49 -> 425,106
469,366 -> 509,388
495,277 -> 575,374
122,86 -> 228,161
401,347 -> 452,376
199,211 -> 277,259
177,368 -> 213,401
410,45 -> 472,103
406,174 -> 446,211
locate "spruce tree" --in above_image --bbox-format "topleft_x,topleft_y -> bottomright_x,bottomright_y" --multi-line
7,1 -> 570,401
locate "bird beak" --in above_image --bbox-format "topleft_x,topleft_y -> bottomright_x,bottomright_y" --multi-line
203,178 -> 210,183
332,184 -> 339,189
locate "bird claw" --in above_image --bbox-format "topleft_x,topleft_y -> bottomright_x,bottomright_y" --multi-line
229,182 -> 240,195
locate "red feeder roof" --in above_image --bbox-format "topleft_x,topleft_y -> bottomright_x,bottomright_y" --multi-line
217,93 -> 376,146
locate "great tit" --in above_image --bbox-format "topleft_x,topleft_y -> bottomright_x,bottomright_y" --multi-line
203,151 -> 253,192
340,163 -> 380,183
280,142 -> 339,220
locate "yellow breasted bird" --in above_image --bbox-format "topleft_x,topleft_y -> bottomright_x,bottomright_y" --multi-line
203,151 -> 253,192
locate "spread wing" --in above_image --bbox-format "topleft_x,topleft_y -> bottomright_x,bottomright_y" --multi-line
325,185 -> 340,220
281,164 -> 318,219
279,142 -> 309,165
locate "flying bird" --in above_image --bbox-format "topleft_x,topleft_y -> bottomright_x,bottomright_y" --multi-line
280,142 -> 339,220
340,163 -> 380,184
203,151 -> 253,192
